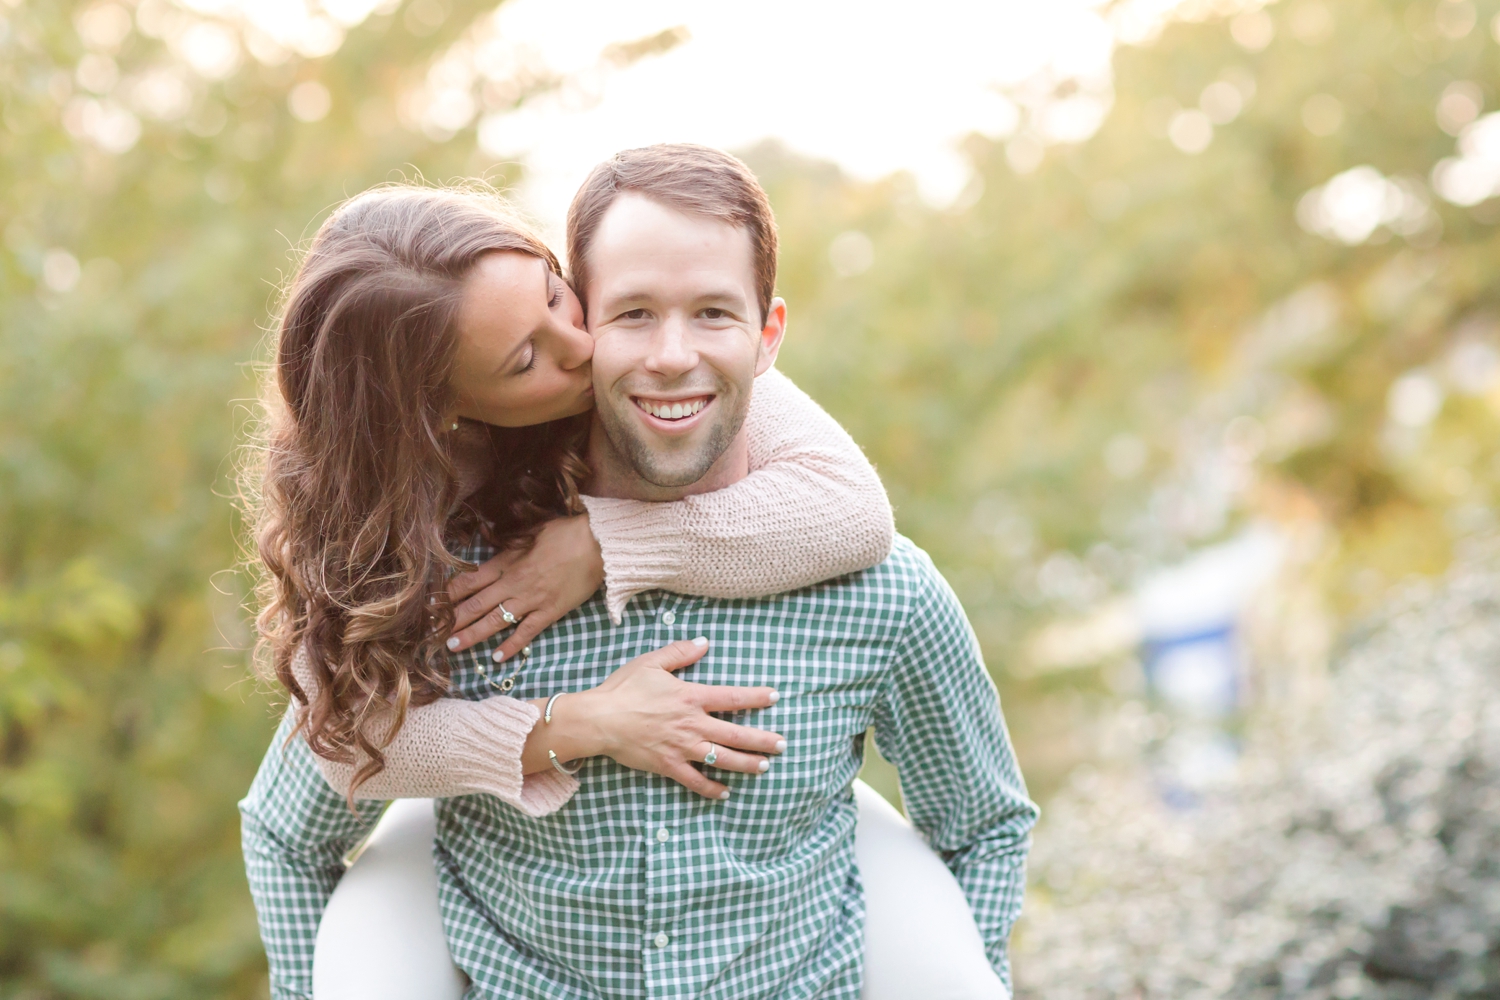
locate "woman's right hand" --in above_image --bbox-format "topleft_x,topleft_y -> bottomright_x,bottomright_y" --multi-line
538,638 -> 786,801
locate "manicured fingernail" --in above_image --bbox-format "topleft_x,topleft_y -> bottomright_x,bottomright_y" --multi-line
718,790 -> 730,800
767,690 -> 779,704
775,740 -> 787,754
446,637 -> 460,651
757,759 -> 770,773
492,648 -> 506,662
691,636 -> 708,647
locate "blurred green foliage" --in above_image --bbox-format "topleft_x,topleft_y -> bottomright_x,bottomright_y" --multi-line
5,0 -> 1500,995
1,1 -> 518,995
764,0 -> 1500,795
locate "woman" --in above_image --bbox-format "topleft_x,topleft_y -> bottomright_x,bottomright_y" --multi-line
246,182 -> 1005,999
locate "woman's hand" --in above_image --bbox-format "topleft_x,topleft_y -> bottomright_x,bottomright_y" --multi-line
447,514 -> 604,660
530,638 -> 787,801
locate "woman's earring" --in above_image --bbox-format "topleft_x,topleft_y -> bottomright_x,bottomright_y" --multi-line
450,421 -> 459,431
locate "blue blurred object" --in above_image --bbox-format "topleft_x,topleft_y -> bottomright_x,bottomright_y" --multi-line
1135,528 -> 1284,805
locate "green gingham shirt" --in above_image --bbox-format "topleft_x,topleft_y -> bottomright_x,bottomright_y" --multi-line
240,536 -> 1037,999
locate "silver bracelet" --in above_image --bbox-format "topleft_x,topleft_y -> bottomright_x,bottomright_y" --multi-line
549,750 -> 583,776
544,693 -> 583,775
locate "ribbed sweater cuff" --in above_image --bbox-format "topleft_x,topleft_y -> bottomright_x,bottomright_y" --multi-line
581,495 -> 687,624
448,697 -> 578,816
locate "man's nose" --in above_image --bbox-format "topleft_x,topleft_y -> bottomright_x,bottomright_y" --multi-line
645,315 -> 697,376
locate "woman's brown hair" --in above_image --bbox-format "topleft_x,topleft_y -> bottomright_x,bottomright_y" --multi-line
245,184 -> 586,791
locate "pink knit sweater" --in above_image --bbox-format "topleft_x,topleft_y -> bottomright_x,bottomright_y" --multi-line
297,368 -> 894,815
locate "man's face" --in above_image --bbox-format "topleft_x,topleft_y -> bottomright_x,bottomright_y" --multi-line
585,193 -> 786,489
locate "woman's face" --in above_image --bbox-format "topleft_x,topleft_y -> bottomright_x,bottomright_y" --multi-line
450,251 -> 594,428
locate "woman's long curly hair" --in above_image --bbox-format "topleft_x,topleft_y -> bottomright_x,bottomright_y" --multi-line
245,184 -> 588,791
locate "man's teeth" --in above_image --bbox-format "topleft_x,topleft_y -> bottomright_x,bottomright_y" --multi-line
637,398 -> 708,420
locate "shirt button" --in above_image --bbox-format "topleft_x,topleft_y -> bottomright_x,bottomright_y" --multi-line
654,932 -> 670,949
655,827 -> 671,843
661,610 -> 676,625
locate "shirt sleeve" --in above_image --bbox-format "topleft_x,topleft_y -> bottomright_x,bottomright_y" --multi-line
871,553 -> 1040,990
289,646 -> 579,814
239,708 -> 387,1000
582,367 -> 895,623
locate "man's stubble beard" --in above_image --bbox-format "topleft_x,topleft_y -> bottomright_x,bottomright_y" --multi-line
594,386 -> 749,489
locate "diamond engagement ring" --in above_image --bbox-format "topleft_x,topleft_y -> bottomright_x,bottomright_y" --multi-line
703,744 -> 718,766
498,602 -> 518,626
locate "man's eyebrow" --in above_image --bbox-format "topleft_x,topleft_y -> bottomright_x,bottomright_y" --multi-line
600,288 -> 749,310
692,289 -> 749,307
598,289 -> 655,308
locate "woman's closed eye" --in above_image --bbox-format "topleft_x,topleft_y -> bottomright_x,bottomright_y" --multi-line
515,342 -> 537,375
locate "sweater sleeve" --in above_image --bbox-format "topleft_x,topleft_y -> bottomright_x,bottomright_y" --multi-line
582,367 -> 895,623
290,647 -> 578,817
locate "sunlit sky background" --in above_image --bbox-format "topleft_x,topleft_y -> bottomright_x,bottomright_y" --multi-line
468,0 -> 1122,227
183,0 -> 1212,236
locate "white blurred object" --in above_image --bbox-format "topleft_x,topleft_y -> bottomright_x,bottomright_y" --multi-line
1198,80 -> 1243,124
313,799 -> 467,1000
287,80 -> 332,122
1433,111 -> 1500,205
1296,166 -> 1433,245
42,249 -> 82,293
1160,727 -> 1241,789
829,230 -> 876,278
1167,109 -> 1213,153
1136,526 -> 1286,644
1446,336 -> 1500,395
1387,370 -> 1445,428
855,781 -> 1008,1000
1437,80 -> 1483,136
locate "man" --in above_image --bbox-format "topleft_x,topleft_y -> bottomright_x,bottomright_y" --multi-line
242,144 -> 1037,999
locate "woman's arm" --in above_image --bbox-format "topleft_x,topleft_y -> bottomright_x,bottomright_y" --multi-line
448,367 -> 895,653
289,645 -> 575,816
291,640 -> 784,811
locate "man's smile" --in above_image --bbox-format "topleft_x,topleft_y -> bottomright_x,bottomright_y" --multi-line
631,394 -> 715,429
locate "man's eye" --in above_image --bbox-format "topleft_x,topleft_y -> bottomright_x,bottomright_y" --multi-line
620,309 -> 649,321
701,308 -> 728,320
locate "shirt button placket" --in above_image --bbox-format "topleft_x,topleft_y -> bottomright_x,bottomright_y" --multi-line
643,725 -> 669,994
644,600 -> 681,996
647,822 -> 673,981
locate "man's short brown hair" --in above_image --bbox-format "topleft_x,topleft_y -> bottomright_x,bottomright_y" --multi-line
566,143 -> 779,322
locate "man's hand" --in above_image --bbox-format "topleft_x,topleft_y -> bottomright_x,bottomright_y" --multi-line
446,515 -> 605,660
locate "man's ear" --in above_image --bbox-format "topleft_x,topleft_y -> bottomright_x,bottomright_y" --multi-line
754,297 -> 788,377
